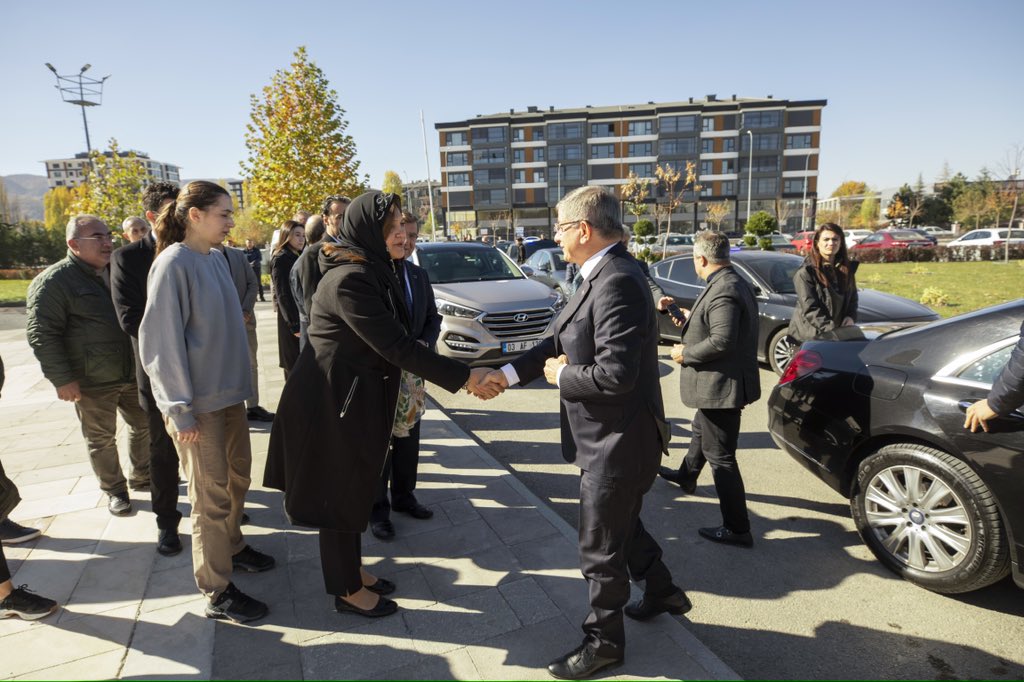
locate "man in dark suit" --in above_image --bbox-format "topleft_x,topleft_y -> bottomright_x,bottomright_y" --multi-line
109,181 -> 184,556
370,211 -> 443,540
293,195 -> 350,343
485,186 -> 688,680
965,317 -> 1024,432
290,214 -> 326,350
659,231 -> 761,548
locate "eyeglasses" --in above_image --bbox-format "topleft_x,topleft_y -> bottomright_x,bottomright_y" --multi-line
554,220 -> 583,235
77,233 -> 114,242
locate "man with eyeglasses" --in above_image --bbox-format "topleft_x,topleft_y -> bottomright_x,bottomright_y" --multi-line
27,215 -> 150,518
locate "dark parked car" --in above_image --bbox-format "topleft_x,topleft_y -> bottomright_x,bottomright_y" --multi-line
521,247 -> 569,294
767,300 -> 1024,593
504,238 -> 558,262
649,251 -> 940,374
852,230 -> 934,250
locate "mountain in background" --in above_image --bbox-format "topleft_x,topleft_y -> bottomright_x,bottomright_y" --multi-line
0,174 -> 48,221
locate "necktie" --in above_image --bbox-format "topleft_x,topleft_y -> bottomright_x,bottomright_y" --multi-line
571,271 -> 584,296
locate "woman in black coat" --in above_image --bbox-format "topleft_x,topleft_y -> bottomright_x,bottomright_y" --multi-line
264,191 -> 492,618
788,222 -> 859,343
270,221 -> 305,378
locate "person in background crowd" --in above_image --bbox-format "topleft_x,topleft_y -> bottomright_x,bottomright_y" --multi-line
291,214 -> 326,351
242,239 -> 265,303
140,180 -> 275,624
110,182 -> 186,555
293,210 -> 311,227
264,191 -> 495,621
121,216 -> 151,244
515,236 -> 527,264
271,221 -> 305,379
965,317 -> 1024,432
788,223 -> 858,345
370,211 -> 441,541
27,215 -> 150,517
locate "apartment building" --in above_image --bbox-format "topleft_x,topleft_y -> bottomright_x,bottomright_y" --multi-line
42,150 -> 181,189
436,95 -> 825,235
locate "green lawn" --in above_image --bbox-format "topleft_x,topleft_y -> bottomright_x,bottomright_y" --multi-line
858,260 -> 1024,318
0,280 -> 31,306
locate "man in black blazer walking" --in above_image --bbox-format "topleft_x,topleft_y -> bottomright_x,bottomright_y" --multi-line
660,231 -> 761,548
486,186 -> 688,680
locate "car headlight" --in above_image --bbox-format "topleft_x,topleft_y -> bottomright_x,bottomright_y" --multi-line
551,290 -> 566,311
436,298 -> 482,319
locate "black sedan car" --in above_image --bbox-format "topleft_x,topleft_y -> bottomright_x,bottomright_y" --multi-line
649,251 -> 939,373
767,301 -> 1024,593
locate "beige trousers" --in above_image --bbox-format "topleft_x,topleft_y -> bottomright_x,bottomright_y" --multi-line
76,382 -> 150,494
166,403 -> 251,598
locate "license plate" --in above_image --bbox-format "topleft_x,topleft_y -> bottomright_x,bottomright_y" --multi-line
502,339 -> 540,354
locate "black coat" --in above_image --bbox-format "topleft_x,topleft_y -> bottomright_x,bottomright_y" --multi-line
263,192 -> 469,532
109,236 -> 158,411
271,248 -> 301,332
989,318 -> 1024,416
788,261 -> 859,343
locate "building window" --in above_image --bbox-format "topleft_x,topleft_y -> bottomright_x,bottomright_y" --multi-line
591,144 -> 615,159
628,163 -> 653,177
533,126 -> 545,141
660,115 -> 697,133
742,110 -> 782,129
787,110 -> 815,126
514,169 -> 526,184
722,180 -> 735,195
473,148 -> 506,164
548,143 -> 583,161
785,155 -> 814,171
786,134 -> 813,149
446,131 -> 468,146
738,177 -> 779,196
447,172 -> 470,187
701,185 -> 712,197
512,128 -> 526,142
472,126 -> 506,143
590,122 -> 616,137
627,120 -> 653,136
700,161 -> 714,176
723,137 -> 736,152
784,178 -> 807,194
547,122 -> 583,139
701,117 -> 715,132
535,169 -> 545,182
701,138 -> 714,154
561,164 -> 584,182
721,159 -> 737,174
474,169 -> 507,185
447,152 -> 468,166
628,142 -> 653,157
590,165 -> 615,180
740,155 -> 779,173
741,133 -> 780,151
660,138 -> 696,155
513,149 -> 525,164
534,147 -> 546,162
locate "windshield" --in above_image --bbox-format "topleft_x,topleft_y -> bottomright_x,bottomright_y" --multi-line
416,247 -> 525,284
743,254 -> 803,294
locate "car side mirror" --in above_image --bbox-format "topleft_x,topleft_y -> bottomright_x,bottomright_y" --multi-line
520,265 -> 534,276
536,262 -> 550,272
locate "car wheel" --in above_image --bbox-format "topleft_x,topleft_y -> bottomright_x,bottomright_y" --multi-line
768,327 -> 799,375
850,443 -> 1010,593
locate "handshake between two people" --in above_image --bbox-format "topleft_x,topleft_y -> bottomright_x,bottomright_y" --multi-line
464,354 -> 569,400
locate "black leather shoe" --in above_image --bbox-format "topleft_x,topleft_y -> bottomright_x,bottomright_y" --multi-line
371,520 -> 395,540
365,577 -> 396,596
392,501 -> 433,520
241,512 -> 251,525
659,466 -> 697,494
699,525 -> 754,548
624,588 -> 692,621
232,545 -> 276,572
157,528 -> 183,556
334,594 -> 398,618
547,644 -> 623,680
246,406 -> 275,422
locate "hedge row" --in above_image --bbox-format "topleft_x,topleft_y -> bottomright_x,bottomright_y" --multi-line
851,244 -> 1024,263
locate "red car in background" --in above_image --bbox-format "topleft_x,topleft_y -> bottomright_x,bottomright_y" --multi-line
851,230 -> 934,250
790,231 -> 815,253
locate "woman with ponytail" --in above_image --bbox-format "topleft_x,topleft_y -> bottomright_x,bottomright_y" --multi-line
140,180 -> 275,624
271,221 -> 305,378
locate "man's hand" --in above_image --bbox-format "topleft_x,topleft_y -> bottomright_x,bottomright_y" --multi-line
176,424 -> 200,444
656,296 -> 673,312
544,354 -> 568,385
964,399 -> 998,433
671,343 -> 685,365
242,311 -> 252,324
467,367 -> 504,399
56,380 -> 81,402
841,316 -> 855,327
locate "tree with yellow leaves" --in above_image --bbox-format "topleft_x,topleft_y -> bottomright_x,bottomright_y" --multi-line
382,170 -> 405,206
242,46 -> 366,226
69,139 -> 150,229
703,201 -> 731,230
43,186 -> 78,232
654,161 -> 699,257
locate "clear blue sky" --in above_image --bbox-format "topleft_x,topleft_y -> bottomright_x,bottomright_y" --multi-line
3,0 -> 1022,197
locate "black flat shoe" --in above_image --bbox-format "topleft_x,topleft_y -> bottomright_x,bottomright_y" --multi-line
364,577 -> 396,596
334,594 -> 398,618
659,466 -> 697,494
624,588 -> 692,621
699,525 -> 754,548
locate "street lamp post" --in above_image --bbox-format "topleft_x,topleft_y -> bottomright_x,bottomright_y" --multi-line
557,162 -> 562,202
45,62 -> 109,154
800,151 -> 812,232
745,130 -> 754,226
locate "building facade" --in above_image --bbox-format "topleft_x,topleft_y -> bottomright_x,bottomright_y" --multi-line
436,96 -> 825,236
42,150 -> 181,189
401,179 -> 442,230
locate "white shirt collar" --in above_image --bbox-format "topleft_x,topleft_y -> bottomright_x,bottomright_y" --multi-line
579,242 -> 617,281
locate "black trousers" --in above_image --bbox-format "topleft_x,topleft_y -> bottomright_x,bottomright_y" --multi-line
371,422 -> 421,523
578,469 -> 675,658
252,264 -> 264,300
318,529 -> 362,596
679,408 -> 750,534
145,400 -> 183,530
0,543 -> 10,584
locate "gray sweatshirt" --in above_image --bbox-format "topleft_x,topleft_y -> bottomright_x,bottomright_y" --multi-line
140,242 -> 253,430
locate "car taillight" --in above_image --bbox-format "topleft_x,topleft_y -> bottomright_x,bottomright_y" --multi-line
779,350 -> 822,385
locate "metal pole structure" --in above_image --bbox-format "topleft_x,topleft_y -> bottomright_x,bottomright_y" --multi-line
45,63 -> 108,155
745,130 -> 754,225
800,151 -> 812,232
557,162 -> 562,201
419,110 -> 437,238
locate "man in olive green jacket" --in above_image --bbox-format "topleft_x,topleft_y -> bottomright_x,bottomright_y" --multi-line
26,215 -> 149,516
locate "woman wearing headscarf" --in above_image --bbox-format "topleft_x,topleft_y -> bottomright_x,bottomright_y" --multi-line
271,221 -> 305,378
788,222 -> 859,345
264,191 -> 493,618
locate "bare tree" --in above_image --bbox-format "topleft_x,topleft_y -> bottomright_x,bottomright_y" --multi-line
703,201 -> 731,231
995,143 -> 1023,263
774,198 -> 795,233
654,161 -> 699,258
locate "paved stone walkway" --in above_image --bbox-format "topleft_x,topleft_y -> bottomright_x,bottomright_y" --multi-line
0,303 -> 738,680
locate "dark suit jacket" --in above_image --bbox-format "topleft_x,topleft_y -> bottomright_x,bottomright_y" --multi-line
110,235 -> 157,410
400,259 -> 442,348
678,265 -> 760,410
293,241 -> 326,322
512,242 -> 668,482
989,318 -> 1024,416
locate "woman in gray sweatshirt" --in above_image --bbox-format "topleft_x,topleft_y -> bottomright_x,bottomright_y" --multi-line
140,180 -> 274,624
